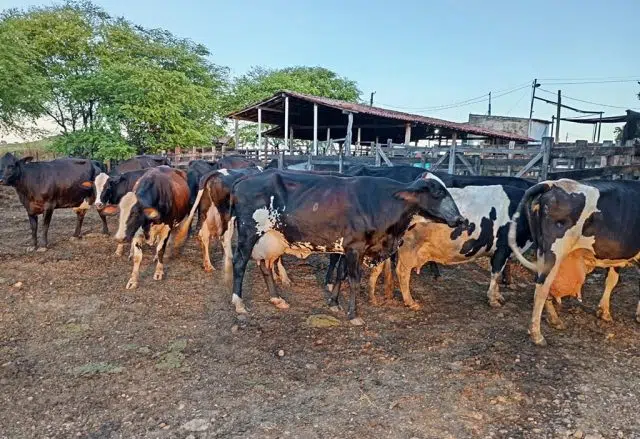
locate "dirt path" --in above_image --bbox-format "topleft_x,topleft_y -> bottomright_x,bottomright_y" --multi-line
1,185 -> 639,439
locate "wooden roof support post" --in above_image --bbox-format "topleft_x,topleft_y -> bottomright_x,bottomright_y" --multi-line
540,136 -> 553,181
257,108 -> 262,160
326,127 -> 331,156
313,103 -> 318,155
284,96 -> 289,153
344,111 -> 353,156
357,127 -> 361,155
448,132 -> 457,174
404,122 -> 411,145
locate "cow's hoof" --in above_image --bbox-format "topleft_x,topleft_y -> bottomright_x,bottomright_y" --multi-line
279,278 -> 292,288
153,271 -> 164,281
370,298 -> 381,307
270,297 -> 290,309
350,317 -> 365,326
407,302 -> 422,311
36,247 -> 48,253
114,250 -> 123,257
232,294 -> 248,314
203,263 -> 214,273
325,283 -> 334,293
596,308 -> 613,322
489,298 -> 504,308
26,246 -> 36,253
125,279 -> 138,290
70,236 -> 82,241
530,333 -> 547,346
329,305 -> 341,313
547,318 -> 567,331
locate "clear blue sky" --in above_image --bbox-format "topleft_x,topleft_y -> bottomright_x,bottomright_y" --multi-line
2,0 -> 639,140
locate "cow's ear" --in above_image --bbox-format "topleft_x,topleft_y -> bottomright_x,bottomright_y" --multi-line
143,207 -> 160,219
394,190 -> 419,204
19,156 -> 33,164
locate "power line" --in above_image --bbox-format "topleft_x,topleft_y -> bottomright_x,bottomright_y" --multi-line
538,75 -> 640,82
538,87 -> 638,110
540,79 -> 640,85
506,87 -> 530,116
377,82 -> 530,112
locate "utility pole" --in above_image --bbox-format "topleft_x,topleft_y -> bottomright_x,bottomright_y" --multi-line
555,89 -> 561,142
370,91 -> 376,106
488,92 -> 492,116
528,79 -> 540,137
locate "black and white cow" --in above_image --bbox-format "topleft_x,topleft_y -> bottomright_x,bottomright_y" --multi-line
368,184 -> 532,310
508,178 -> 640,345
0,153 -> 105,249
114,166 -> 191,289
226,169 -> 467,324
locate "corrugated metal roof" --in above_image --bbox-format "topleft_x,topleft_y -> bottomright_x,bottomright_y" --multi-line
228,90 -> 533,142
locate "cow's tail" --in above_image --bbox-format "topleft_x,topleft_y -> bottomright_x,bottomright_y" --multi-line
508,182 -> 550,272
173,187 -> 205,252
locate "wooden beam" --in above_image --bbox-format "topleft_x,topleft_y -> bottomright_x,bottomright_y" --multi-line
447,132 -> 457,174
344,112 -> 353,155
257,108 -> 262,159
313,103 -> 318,155
404,122 -> 411,145
456,153 -> 477,176
540,136 -> 553,181
515,151 -> 543,177
284,96 -> 289,152
326,127 -> 331,155
378,140 -> 393,166
431,152 -> 449,171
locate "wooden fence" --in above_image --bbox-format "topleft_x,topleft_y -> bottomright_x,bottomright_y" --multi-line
166,137 -> 640,181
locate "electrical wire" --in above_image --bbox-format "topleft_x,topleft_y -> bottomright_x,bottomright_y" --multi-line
506,88 -> 530,116
538,87 -> 638,110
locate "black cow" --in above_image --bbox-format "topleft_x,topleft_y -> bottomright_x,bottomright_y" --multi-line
115,155 -> 170,173
114,166 -> 190,289
0,153 -> 105,249
508,178 -> 640,345
226,170 -> 466,324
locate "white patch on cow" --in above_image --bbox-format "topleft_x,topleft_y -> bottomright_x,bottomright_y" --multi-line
422,172 -> 447,187
72,199 -> 91,213
94,173 -> 109,207
218,168 -> 229,176
332,237 -> 345,252
256,165 -> 264,171
547,180 -> 600,270
115,192 -> 137,242
252,196 -> 281,235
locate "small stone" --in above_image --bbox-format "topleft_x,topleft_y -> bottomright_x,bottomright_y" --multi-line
137,346 -> 151,355
12,281 -> 23,289
278,349 -> 285,357
617,431 -> 624,438
573,430 -> 584,438
231,325 -> 239,334
27,396 -> 33,401
448,361 -> 463,371
305,363 -> 317,370
186,435 -> 195,439
181,418 -> 210,432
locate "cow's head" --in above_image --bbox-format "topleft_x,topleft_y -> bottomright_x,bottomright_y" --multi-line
395,173 -> 467,228
114,191 -> 162,242
0,153 -> 33,186
94,173 -> 111,209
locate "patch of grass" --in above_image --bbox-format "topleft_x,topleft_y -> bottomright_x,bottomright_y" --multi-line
155,338 -> 187,370
72,362 -> 124,376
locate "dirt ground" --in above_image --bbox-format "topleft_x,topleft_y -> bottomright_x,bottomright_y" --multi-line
1,186 -> 640,439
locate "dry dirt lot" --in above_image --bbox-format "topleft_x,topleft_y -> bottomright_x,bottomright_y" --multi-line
1,186 -> 640,439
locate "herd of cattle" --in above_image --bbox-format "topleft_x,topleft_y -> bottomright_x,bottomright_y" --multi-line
1,151 -> 640,346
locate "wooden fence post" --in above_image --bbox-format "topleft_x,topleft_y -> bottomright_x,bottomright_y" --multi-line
278,151 -> 284,170
540,136 -> 553,181
448,132 -> 457,174
375,141 -> 381,166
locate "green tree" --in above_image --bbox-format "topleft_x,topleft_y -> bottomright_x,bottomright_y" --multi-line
0,1 -> 228,159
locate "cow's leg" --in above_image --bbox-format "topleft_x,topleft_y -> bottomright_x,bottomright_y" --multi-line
327,280 -> 342,312
501,262 -> 512,285
99,212 -> 109,235
345,250 -> 364,326
231,222 -> 255,314
115,243 -> 124,257
530,259 -> 561,346
28,214 -> 38,250
198,221 -> 214,272
367,262 -> 384,306
488,249 -> 510,307
382,258 -> 395,302
258,259 -> 289,309
325,254 -> 341,292
126,229 -> 145,290
222,217 -> 235,293
544,298 -> 566,330
597,267 -> 619,322
40,209 -> 54,250
275,258 -> 291,287
153,227 -> 171,281
427,261 -> 441,280
396,258 -> 421,310
73,207 -> 87,238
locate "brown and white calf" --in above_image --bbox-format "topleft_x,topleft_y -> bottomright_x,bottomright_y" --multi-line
368,184 -> 532,310
0,153 -> 106,249
114,166 -> 190,289
509,179 -> 640,345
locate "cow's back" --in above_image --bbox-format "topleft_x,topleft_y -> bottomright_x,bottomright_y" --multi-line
137,166 -> 190,223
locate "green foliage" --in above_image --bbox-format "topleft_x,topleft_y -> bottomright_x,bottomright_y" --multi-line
224,66 -> 361,113
0,1 -> 227,159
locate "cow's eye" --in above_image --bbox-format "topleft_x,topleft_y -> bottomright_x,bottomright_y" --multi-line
555,220 -> 565,228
